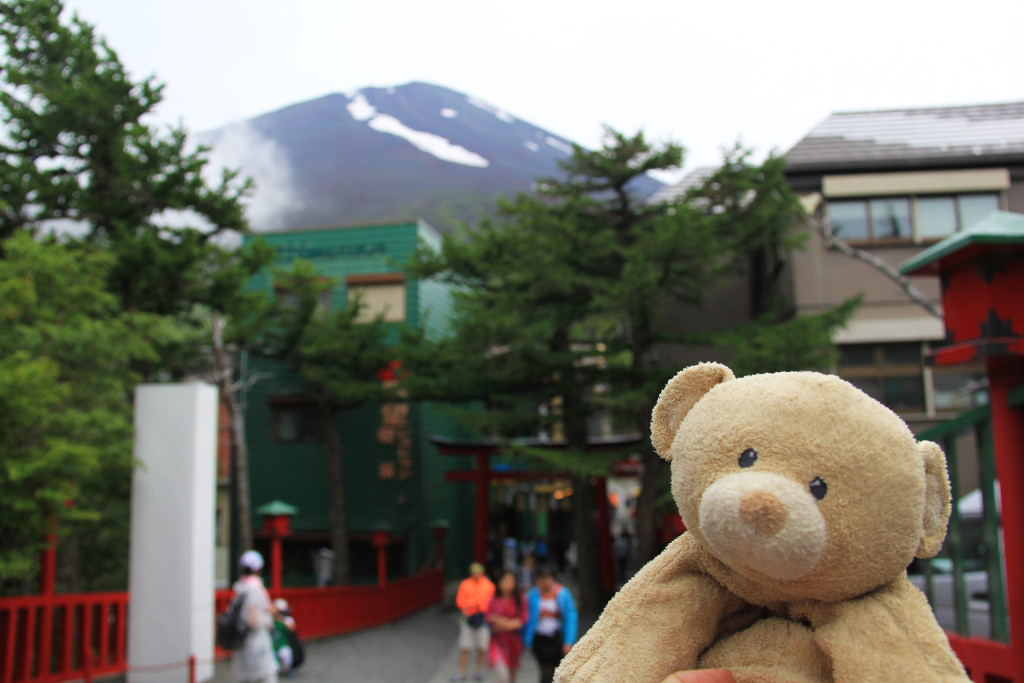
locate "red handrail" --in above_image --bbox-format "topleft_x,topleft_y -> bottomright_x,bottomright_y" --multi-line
946,632 -> 1016,682
0,591 -> 129,683
1,569 -> 443,683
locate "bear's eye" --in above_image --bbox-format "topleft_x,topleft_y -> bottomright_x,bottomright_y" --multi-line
809,477 -> 827,501
738,448 -> 758,468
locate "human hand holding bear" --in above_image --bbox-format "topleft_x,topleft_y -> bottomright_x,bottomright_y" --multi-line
556,363 -> 968,682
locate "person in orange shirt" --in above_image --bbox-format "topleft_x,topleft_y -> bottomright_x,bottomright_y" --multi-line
453,562 -> 496,682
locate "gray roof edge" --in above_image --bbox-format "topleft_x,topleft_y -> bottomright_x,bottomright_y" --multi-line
825,100 -> 1024,117
784,153 -> 1024,176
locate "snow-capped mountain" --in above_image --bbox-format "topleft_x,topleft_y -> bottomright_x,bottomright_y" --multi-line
204,82 -> 663,233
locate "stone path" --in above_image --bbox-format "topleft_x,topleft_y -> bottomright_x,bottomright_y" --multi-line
208,605 -> 541,683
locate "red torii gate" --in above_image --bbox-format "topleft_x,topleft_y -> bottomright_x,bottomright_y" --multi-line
431,434 -> 643,594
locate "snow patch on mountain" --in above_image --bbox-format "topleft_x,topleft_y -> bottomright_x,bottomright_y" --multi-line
347,93 -> 487,167
523,140 -> 539,152
347,93 -> 376,121
545,136 -> 573,154
368,115 -> 489,168
467,96 -> 514,123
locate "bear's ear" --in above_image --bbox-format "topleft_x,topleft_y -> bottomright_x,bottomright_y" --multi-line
651,363 -> 735,461
915,440 -> 952,559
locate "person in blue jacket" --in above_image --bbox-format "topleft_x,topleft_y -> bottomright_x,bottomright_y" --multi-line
523,567 -> 578,683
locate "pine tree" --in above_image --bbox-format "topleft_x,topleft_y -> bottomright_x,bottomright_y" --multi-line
0,0 -> 262,321
404,130 -> 856,617
0,234 -> 157,592
0,0 -> 272,588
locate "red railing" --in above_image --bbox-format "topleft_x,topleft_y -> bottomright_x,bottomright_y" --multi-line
2,569 -> 443,683
213,569 -> 446,644
946,634 -> 1016,683
1,592 -> 128,683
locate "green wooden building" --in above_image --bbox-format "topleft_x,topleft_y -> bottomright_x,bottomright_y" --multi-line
241,220 -> 475,583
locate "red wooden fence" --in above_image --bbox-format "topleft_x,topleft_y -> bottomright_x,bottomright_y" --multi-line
1,592 -> 128,683
1,569 -> 443,683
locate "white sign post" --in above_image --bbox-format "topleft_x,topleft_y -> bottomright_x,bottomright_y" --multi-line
128,383 -> 218,683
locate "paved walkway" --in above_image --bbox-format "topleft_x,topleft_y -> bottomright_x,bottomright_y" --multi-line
208,605 -> 541,683
425,612 -> 540,683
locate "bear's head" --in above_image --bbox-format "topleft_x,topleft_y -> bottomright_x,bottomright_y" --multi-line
651,362 -> 951,604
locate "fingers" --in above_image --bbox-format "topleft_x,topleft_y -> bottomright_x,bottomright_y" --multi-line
661,670 -> 735,683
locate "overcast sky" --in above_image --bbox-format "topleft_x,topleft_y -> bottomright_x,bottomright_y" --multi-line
63,0 -> 1024,178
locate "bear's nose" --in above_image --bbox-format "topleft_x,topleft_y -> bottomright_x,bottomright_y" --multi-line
739,490 -> 789,537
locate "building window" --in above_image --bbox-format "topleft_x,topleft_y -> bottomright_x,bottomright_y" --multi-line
826,200 -> 870,240
957,194 -> 1001,231
926,342 -> 987,412
916,197 -> 958,239
347,273 -> 406,323
837,342 -> 925,413
838,342 -> 989,416
269,398 -> 322,443
827,192 -> 999,243
931,369 -> 987,412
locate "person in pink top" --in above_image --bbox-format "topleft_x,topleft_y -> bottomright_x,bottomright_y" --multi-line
487,571 -> 527,683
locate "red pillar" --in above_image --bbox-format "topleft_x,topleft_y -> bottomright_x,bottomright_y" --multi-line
39,514 -> 58,681
373,531 -> 390,587
257,503 -> 297,592
269,534 -> 283,593
81,605 -> 93,683
594,478 -> 614,594
474,454 -> 490,565
987,355 -> 1024,678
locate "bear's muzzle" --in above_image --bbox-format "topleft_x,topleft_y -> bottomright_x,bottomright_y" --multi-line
698,471 -> 828,582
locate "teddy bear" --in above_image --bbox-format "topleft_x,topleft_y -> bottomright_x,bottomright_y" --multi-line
556,362 -> 968,682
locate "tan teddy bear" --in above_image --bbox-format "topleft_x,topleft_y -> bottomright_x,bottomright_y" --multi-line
556,363 -> 968,682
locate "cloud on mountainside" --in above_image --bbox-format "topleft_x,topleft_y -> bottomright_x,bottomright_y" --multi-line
26,124 -> 296,241
203,123 -> 300,233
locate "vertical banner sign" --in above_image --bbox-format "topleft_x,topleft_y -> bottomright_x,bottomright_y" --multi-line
377,375 -> 413,481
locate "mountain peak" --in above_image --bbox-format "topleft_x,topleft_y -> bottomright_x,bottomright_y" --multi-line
210,82 -> 662,233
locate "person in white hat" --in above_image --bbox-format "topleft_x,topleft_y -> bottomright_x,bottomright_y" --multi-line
232,550 -> 278,682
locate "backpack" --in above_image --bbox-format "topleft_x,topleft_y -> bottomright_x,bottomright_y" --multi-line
216,593 -> 249,650
286,629 -> 305,669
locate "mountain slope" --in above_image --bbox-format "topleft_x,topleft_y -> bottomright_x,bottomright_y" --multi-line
207,82 -> 662,233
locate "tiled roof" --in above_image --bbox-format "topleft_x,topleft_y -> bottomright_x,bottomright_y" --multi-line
647,166 -> 717,204
785,102 -> 1024,171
